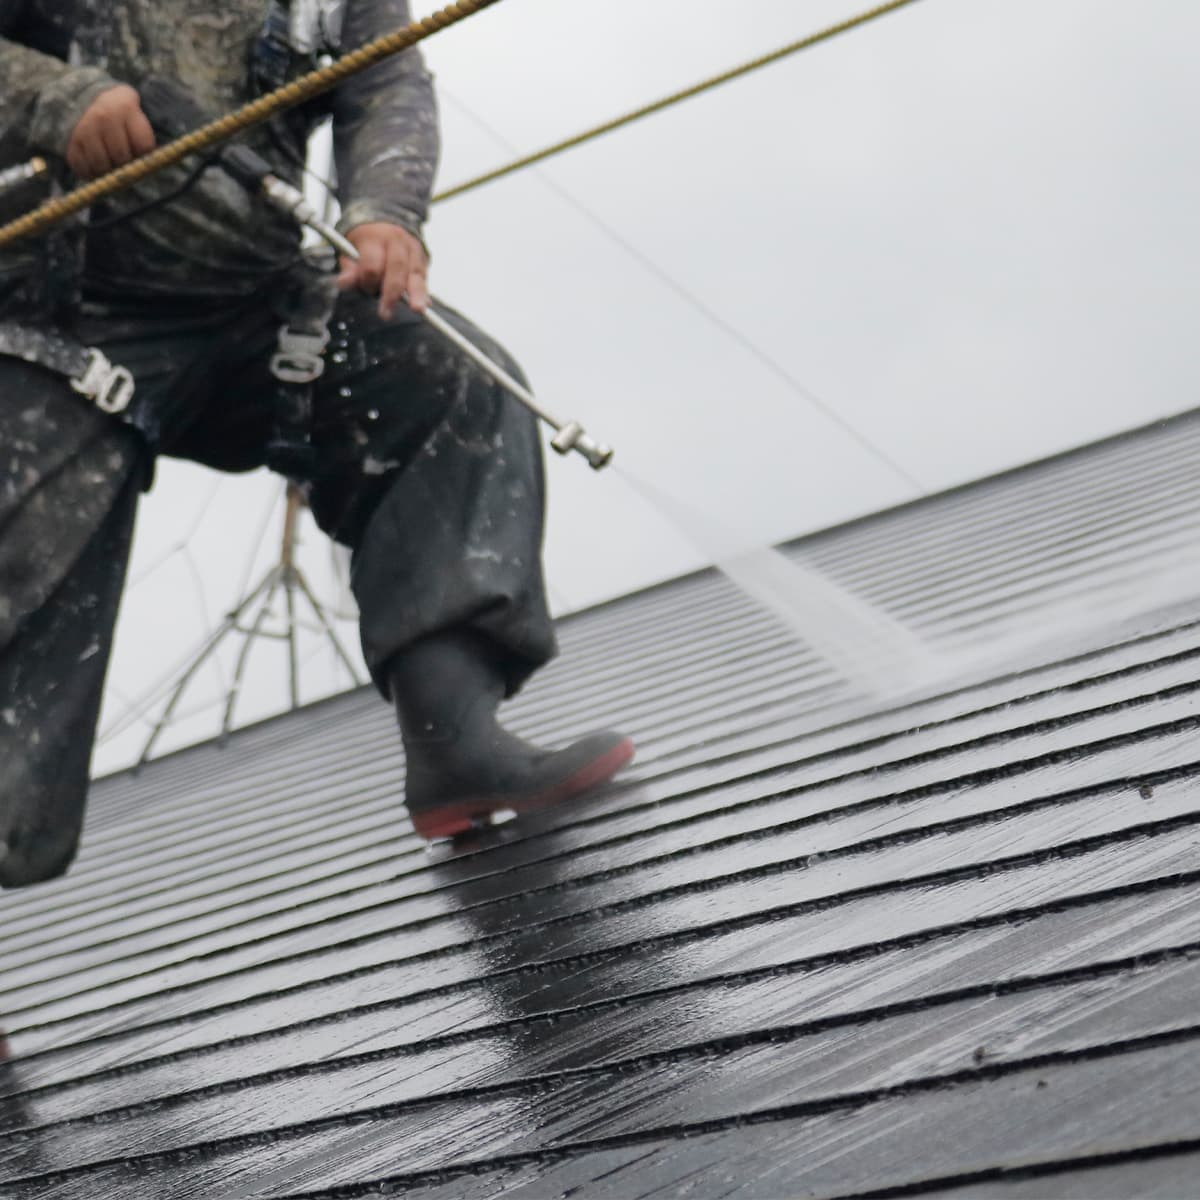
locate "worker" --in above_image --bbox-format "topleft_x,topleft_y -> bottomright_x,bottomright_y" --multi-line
0,0 -> 633,889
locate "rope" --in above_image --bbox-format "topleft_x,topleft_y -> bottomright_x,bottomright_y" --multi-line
0,0 -> 503,249
433,0 -> 925,204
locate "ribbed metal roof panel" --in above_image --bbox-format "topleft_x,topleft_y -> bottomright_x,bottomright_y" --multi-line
2,412 -> 1199,1197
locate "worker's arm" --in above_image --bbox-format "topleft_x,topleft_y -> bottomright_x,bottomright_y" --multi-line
331,0 -> 439,318
0,19 -> 124,166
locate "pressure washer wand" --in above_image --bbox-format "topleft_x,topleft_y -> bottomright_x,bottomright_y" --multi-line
138,76 -> 615,471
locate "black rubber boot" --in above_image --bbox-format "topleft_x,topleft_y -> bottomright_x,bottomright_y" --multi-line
387,630 -> 634,839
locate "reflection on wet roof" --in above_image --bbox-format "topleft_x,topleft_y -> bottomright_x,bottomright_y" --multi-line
3,413 -> 1200,1198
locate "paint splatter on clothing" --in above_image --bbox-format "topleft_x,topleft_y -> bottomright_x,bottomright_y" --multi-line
0,2 -> 554,889
0,0 -> 438,300
0,291 -> 555,888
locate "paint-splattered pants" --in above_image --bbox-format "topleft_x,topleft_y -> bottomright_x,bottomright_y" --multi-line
0,286 -> 556,888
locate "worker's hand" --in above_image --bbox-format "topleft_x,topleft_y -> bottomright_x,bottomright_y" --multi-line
337,222 -> 429,320
65,84 -> 157,181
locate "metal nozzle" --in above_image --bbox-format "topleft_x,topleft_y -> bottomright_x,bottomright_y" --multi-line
550,421 -> 614,470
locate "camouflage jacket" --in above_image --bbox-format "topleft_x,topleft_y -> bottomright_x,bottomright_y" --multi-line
0,0 -> 439,302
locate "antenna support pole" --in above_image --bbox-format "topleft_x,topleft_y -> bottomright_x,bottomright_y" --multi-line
136,483 -> 363,768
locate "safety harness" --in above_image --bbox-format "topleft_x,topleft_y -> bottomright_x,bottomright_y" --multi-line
266,260 -> 340,478
251,1 -> 346,478
0,0 -> 344,470
0,322 -> 134,416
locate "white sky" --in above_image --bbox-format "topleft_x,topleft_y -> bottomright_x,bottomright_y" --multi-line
93,0 -> 1200,772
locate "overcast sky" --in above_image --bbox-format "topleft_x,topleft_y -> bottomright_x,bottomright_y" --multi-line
93,0 -> 1200,772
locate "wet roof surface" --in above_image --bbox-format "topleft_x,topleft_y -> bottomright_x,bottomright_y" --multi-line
3,414 -> 1200,1198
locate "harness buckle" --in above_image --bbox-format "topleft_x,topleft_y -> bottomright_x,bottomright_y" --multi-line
70,348 -> 135,415
270,324 -> 329,384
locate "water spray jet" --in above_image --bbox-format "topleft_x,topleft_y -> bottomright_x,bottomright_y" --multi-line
613,466 -> 946,702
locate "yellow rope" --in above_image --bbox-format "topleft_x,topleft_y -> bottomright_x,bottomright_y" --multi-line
0,0 -> 502,249
0,0 -> 926,243
433,0 -> 925,204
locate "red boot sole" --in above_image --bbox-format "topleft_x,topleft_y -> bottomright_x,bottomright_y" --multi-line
409,737 -> 636,841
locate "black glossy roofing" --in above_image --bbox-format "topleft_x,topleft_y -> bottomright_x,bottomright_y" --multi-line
3,412 -> 1200,1198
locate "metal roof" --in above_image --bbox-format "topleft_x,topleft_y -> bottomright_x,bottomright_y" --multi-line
3,412 -> 1200,1198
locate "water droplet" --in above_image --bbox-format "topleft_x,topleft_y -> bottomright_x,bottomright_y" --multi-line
367,408 -> 380,420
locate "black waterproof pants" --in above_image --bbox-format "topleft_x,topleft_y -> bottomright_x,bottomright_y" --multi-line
0,285 -> 556,887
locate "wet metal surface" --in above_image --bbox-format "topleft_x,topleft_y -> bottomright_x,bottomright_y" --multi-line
4,414 -> 1200,1197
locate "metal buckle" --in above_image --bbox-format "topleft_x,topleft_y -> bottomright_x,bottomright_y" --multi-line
70,348 -> 135,415
270,324 -> 329,384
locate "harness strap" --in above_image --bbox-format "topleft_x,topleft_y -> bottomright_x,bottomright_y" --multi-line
253,0 -> 297,94
0,322 -> 134,415
252,0 -> 344,97
265,264 -> 339,479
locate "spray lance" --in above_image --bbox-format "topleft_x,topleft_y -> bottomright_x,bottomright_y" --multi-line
0,1 -> 614,464
133,76 -> 613,470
